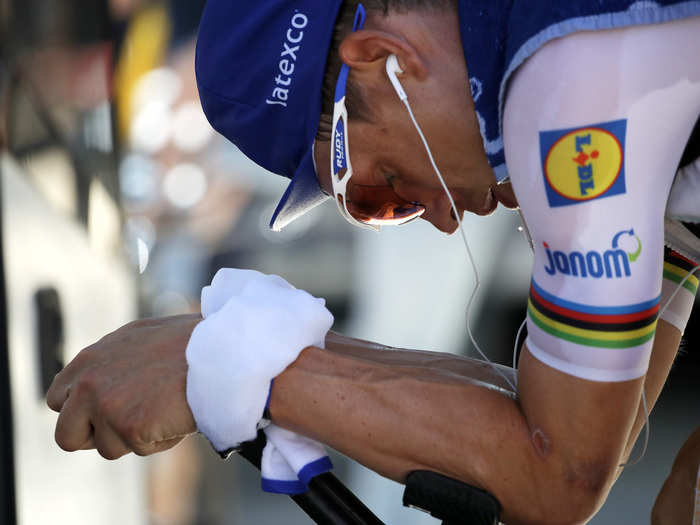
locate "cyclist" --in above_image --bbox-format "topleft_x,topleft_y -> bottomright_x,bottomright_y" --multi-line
47,1 -> 700,523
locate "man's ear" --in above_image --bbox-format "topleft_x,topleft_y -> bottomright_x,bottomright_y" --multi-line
338,30 -> 427,81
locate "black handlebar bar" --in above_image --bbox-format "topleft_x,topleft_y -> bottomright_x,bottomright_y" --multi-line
403,471 -> 502,525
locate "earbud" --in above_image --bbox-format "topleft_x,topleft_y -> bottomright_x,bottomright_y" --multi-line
386,54 -> 407,101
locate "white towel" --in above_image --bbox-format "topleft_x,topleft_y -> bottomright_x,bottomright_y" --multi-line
186,268 -> 334,493
261,425 -> 333,494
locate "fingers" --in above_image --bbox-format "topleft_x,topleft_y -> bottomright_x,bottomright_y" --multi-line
46,319 -> 145,413
79,430 -> 185,458
74,423 -> 132,460
53,372 -> 127,459
54,391 -> 93,452
80,437 -> 96,450
57,400 -> 185,459
48,315 -> 197,460
46,374 -> 69,412
46,347 -> 95,412
132,437 -> 185,457
55,391 -> 143,460
93,423 -> 131,460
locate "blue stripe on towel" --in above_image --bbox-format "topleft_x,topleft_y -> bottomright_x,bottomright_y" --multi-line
297,456 -> 333,485
261,478 -> 308,495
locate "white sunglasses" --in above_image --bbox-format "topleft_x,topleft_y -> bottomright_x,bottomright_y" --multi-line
330,3 -> 425,231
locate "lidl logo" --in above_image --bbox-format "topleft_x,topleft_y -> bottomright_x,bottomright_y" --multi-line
539,119 -> 626,207
543,228 -> 642,279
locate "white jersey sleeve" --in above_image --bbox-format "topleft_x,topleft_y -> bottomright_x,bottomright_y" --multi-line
502,20 -> 700,381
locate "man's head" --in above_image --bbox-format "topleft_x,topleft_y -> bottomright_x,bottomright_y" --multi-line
196,0 -> 514,234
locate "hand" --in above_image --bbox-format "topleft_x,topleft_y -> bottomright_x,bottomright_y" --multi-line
47,314 -> 201,459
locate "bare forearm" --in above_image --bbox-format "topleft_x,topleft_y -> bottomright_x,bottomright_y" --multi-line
324,331 -> 517,395
269,340 -> 639,524
269,345 -> 541,522
324,325 -> 679,446
309,320 -> 681,496
326,331 -> 648,483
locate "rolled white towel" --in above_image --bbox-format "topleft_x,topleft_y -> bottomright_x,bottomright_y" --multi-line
186,268 -> 334,492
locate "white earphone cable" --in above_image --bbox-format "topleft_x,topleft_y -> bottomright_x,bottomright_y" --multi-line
619,388 -> 650,468
513,317 -> 527,372
620,263 -> 699,468
401,97 -> 518,394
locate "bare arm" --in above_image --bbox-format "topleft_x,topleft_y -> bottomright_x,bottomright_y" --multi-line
652,426 -> 700,525
45,313 -> 679,525
618,320 -> 683,469
270,336 -> 651,524
329,321 -> 683,473
324,331 -> 517,395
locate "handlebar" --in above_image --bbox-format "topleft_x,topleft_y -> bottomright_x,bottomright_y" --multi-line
238,432 -> 502,525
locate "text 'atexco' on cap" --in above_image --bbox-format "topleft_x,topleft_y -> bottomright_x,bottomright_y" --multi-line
196,0 -> 344,231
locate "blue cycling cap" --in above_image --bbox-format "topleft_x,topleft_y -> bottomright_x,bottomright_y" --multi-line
196,0 -> 344,231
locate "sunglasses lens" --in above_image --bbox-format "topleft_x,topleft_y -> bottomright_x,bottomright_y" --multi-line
345,185 -> 425,226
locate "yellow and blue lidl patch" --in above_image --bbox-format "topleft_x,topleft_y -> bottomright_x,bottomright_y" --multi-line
539,119 -> 626,207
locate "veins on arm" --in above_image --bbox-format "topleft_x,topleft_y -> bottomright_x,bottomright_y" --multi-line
270,335 -> 642,524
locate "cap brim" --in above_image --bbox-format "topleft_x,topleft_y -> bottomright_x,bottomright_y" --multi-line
269,148 -> 330,231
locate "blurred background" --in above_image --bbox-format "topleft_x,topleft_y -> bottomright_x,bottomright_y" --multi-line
0,1 -> 697,524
